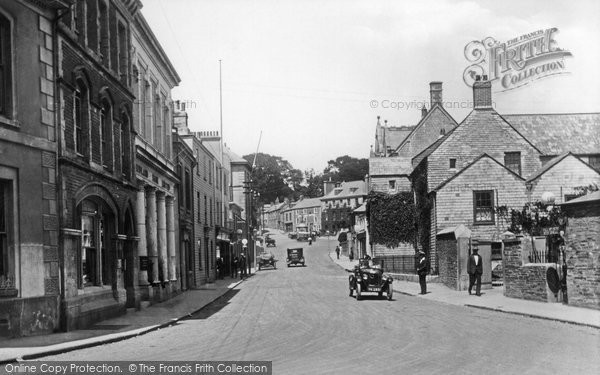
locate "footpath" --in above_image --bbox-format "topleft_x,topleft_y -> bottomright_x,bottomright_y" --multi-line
332,253 -> 600,330
0,276 -> 248,364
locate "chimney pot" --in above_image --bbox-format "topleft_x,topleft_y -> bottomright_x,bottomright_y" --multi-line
475,75 -> 481,81
182,102 -> 186,111
482,74 -> 488,81
421,106 -> 428,118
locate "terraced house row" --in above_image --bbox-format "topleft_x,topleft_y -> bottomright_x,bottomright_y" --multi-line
0,0 -> 252,338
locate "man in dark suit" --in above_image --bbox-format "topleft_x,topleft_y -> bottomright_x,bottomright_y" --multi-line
467,247 -> 483,296
417,250 -> 428,295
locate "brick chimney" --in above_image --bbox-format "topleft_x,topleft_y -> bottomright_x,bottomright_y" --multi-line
421,106 -> 428,118
430,81 -> 443,107
473,75 -> 492,109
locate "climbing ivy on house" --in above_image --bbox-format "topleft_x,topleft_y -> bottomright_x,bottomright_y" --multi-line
412,161 -> 432,255
366,191 -> 416,248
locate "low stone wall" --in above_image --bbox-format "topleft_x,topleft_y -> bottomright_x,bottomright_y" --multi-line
503,238 -> 558,303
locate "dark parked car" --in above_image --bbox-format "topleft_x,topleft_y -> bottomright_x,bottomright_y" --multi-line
349,259 -> 393,301
265,235 -> 276,247
286,248 -> 305,267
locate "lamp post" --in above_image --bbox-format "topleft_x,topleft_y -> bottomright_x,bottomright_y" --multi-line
326,230 -> 330,255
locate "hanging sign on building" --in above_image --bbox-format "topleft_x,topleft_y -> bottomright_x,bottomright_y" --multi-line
463,28 -> 572,91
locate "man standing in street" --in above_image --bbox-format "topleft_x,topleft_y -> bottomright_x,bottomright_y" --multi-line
239,253 -> 247,279
335,246 -> 340,259
232,255 -> 239,278
467,246 -> 483,296
417,250 -> 428,295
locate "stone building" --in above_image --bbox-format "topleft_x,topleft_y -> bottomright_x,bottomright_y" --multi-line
131,6 -> 181,303
56,0 -> 140,330
321,180 -> 367,234
0,0 -> 68,338
284,197 -> 323,234
172,132 -> 195,290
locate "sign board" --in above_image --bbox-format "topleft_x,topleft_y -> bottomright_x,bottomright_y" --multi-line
139,256 -> 149,271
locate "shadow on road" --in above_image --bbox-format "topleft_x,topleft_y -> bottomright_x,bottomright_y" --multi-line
183,289 -> 240,320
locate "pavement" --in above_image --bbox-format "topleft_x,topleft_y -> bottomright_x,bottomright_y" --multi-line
332,253 -> 600,330
0,276 -> 249,364
1,252 -> 599,365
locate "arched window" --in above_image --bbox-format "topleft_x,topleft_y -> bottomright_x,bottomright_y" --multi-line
120,112 -> 130,177
74,79 -> 89,157
79,198 -> 114,287
100,98 -> 112,170
0,13 -> 12,119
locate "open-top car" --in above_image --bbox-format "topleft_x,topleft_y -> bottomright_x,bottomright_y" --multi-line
265,235 -> 276,247
286,247 -> 305,267
349,259 -> 393,301
257,252 -> 277,270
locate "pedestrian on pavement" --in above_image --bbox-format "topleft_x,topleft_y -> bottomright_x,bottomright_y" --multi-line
216,257 -> 224,279
335,246 -> 340,259
308,237 -> 312,246
417,250 -> 428,294
232,255 -> 239,278
349,250 -> 354,261
467,246 -> 483,296
239,253 -> 247,279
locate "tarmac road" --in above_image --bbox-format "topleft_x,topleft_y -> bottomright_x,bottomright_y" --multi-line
43,231 -> 600,374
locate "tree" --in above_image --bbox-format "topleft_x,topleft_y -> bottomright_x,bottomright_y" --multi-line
243,153 -> 295,204
323,155 -> 368,183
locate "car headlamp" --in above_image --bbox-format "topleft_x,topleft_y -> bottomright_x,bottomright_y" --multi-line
362,274 -> 369,280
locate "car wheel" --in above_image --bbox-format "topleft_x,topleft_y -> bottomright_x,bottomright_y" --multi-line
387,285 -> 393,301
356,283 -> 362,301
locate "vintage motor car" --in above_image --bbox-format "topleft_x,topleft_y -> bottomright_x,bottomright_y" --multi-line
296,231 -> 310,241
348,259 -> 393,301
257,252 -> 277,270
265,235 -> 276,247
286,247 -> 305,267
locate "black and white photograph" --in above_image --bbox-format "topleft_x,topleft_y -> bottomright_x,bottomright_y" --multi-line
1,0 -> 599,374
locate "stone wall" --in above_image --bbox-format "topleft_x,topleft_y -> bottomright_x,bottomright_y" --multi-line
563,202 -> 600,310
502,238 -> 557,302
437,236 -> 457,289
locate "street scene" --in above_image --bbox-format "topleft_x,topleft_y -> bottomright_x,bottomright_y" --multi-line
1,0 -> 600,374
11,231 -> 600,374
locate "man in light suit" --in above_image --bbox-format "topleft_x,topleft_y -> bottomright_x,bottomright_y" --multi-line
467,246 -> 483,296
417,250 -> 428,295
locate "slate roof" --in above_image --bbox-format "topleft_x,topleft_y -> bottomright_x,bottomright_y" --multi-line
411,127 -> 456,167
369,156 -> 413,176
291,197 -> 323,209
353,203 -> 367,213
321,180 -> 367,201
385,126 -> 416,150
503,113 -> 600,155
560,190 -> 600,206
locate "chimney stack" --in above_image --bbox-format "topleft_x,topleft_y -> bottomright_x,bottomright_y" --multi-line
421,105 -> 428,118
430,81 -> 443,108
473,75 -> 492,109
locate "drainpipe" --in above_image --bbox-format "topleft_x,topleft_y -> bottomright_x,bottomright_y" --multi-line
52,5 -> 71,331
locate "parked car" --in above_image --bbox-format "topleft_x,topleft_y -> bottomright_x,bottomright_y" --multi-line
286,248 -> 305,267
265,235 -> 276,247
288,232 -> 297,239
349,259 -> 393,301
257,252 -> 277,270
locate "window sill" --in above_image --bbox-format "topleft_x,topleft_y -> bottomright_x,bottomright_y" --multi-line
0,288 -> 18,298
473,221 -> 495,226
0,116 -> 19,128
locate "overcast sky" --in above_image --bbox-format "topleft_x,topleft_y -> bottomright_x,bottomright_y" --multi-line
141,0 -> 600,172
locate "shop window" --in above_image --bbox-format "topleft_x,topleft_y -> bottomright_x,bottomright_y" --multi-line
0,180 -> 14,292
473,190 -> 494,224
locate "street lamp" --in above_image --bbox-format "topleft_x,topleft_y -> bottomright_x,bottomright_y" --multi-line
326,230 -> 330,254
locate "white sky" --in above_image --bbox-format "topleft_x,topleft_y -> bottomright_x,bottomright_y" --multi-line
141,0 -> 600,172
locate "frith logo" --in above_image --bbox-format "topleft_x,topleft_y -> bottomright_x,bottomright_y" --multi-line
463,28 -> 572,91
